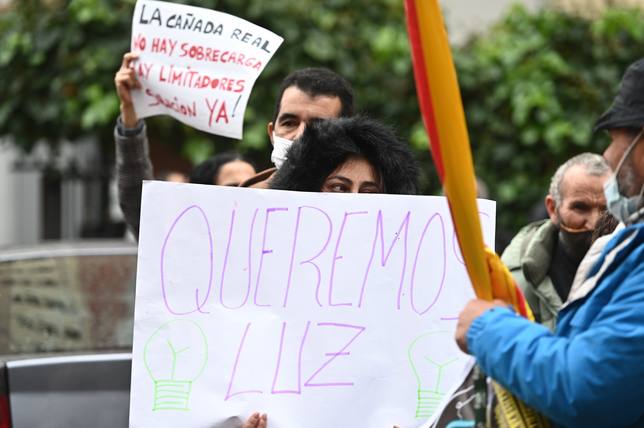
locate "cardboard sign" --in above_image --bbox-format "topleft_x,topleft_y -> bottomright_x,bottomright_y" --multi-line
129,0 -> 283,138
130,181 -> 496,427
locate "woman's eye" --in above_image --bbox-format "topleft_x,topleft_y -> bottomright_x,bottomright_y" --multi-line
359,185 -> 381,193
322,181 -> 349,193
329,184 -> 348,192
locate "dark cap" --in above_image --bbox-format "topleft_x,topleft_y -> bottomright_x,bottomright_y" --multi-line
594,58 -> 644,133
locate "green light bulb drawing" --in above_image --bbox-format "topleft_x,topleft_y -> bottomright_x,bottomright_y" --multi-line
408,331 -> 464,419
143,319 -> 209,411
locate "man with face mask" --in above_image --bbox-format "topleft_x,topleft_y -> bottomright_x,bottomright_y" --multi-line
501,153 -> 610,330
454,58 -> 644,427
239,67 -> 354,188
113,52 -> 354,236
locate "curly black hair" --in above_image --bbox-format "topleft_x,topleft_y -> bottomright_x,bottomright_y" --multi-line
270,116 -> 419,195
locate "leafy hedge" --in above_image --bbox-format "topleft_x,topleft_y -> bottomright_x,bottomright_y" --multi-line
0,0 -> 424,174
1,1 -> 644,237
455,5 -> 644,233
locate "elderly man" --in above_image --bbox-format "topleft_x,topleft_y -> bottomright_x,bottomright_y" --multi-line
455,58 -> 644,426
501,153 -> 610,329
114,53 -> 354,236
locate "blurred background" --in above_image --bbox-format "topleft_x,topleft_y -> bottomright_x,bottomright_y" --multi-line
1,0 -> 644,250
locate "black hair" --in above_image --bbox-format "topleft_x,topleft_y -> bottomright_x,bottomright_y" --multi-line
270,116 -> 419,195
189,152 -> 254,185
271,68 -> 354,123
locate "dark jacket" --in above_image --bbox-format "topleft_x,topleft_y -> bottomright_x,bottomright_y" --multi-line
114,118 -> 153,238
114,117 -> 272,238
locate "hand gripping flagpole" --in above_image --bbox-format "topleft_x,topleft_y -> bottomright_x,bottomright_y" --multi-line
403,2 -> 548,427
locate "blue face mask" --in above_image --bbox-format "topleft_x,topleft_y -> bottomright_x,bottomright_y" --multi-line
603,128 -> 644,224
604,176 -> 643,224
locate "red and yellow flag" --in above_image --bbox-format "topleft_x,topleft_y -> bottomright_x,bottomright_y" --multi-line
404,4 -> 551,427
403,0 -> 532,317
404,0 -> 491,299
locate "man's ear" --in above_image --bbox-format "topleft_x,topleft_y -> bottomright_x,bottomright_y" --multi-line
545,195 -> 558,224
267,122 -> 274,146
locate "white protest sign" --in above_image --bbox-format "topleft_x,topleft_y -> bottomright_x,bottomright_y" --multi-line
130,181 -> 496,428
129,0 -> 283,138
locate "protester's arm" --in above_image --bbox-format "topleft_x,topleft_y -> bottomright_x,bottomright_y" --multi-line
114,118 -> 152,238
114,52 -> 153,238
463,265 -> 644,427
115,52 -> 141,128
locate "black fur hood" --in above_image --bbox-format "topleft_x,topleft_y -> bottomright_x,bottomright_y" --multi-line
270,116 -> 420,195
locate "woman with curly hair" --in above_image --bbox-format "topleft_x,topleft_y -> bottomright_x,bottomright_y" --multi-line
270,115 -> 419,195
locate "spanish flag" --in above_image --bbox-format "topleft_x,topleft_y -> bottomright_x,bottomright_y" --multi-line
404,2 -> 549,426
403,0 -> 532,317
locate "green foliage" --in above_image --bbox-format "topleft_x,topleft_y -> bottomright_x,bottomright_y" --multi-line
0,0 -> 135,152
2,1 -> 644,237
206,0 -> 425,172
454,5 -> 644,234
0,0 -> 427,176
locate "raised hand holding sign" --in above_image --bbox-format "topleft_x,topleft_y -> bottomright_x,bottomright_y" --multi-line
128,0 -> 283,139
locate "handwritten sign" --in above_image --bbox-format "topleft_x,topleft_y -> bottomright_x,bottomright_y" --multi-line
130,181 -> 496,427
129,0 -> 283,138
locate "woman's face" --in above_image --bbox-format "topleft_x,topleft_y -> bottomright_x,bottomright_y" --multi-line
321,155 -> 382,193
216,160 -> 256,186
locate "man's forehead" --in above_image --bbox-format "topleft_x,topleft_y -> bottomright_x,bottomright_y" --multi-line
277,86 -> 342,119
561,166 -> 609,198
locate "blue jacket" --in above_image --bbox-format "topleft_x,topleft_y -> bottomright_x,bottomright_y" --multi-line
467,223 -> 644,427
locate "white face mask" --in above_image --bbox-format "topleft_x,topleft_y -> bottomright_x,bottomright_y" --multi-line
603,128 -> 644,224
270,133 -> 294,169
